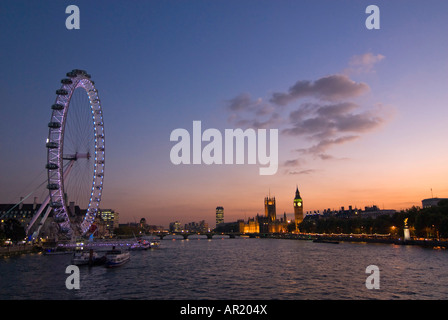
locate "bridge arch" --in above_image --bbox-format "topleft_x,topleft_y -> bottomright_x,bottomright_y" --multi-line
154,232 -> 242,240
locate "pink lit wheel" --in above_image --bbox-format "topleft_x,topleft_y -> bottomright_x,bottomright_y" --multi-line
46,69 -> 105,237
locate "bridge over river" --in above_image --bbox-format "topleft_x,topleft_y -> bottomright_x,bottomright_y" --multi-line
152,232 -> 257,240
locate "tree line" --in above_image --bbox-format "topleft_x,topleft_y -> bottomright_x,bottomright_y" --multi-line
298,200 -> 448,239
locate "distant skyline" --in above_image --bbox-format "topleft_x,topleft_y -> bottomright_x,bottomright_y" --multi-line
1,1 -> 448,227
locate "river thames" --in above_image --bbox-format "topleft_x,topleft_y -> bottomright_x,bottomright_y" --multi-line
1,237 -> 447,300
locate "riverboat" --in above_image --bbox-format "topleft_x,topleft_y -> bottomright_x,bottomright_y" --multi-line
104,248 -> 130,268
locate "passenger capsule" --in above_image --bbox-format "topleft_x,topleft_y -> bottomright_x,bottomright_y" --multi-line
46,163 -> 59,170
51,104 -> 64,110
56,89 -> 68,95
50,202 -> 63,208
48,122 -> 61,128
46,183 -> 60,190
46,142 -> 59,149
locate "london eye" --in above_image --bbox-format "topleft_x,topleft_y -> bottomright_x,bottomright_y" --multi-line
42,69 -> 105,237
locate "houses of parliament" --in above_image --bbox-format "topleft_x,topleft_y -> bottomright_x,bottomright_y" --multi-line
238,186 -> 304,233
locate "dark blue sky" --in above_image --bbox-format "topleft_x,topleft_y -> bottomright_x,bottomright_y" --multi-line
1,1 -> 448,226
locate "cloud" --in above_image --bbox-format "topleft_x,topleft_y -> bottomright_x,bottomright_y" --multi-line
226,93 -> 273,115
288,169 -> 316,175
295,135 -> 360,155
270,74 -> 369,106
318,154 -> 334,160
226,93 -> 281,129
283,159 -> 303,167
227,93 -> 253,111
284,100 -> 388,157
345,53 -> 385,75
225,53 -> 391,175
283,101 -> 384,141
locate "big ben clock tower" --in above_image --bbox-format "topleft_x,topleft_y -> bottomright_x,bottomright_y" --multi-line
293,185 -> 303,231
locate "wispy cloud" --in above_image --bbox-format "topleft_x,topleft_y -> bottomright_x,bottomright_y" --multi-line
295,135 -> 360,155
282,100 -> 390,171
226,93 -> 282,129
225,53 -> 391,175
287,169 -> 316,175
344,52 -> 385,75
283,158 -> 305,167
283,102 -> 383,138
270,74 -> 369,106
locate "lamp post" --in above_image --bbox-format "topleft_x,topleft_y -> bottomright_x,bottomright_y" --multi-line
404,218 -> 411,241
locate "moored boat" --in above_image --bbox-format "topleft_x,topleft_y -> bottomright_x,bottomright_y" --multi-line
149,240 -> 161,248
130,238 -> 161,250
72,249 -> 106,266
130,239 -> 151,250
104,248 -> 130,268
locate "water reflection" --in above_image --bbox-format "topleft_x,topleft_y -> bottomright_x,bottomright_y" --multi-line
1,238 -> 448,299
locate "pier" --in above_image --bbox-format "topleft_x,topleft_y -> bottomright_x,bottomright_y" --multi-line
0,244 -> 37,256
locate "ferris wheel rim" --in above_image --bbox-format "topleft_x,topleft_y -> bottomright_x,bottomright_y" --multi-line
46,69 -> 105,236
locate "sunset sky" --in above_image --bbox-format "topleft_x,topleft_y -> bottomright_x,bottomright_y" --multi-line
1,0 -> 448,227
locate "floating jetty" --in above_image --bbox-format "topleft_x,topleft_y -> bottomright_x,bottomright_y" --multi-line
0,244 -> 37,256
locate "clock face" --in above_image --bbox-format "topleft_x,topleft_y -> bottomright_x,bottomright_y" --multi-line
297,202 -> 302,207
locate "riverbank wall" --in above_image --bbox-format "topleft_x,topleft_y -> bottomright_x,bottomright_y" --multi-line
0,244 -> 39,257
264,233 -> 448,248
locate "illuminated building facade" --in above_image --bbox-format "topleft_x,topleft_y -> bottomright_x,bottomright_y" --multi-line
0,197 -> 44,226
239,192 -> 291,233
238,217 -> 260,233
293,186 -> 303,231
216,206 -> 224,226
264,197 -> 276,222
98,209 -> 119,233
169,221 -> 182,232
